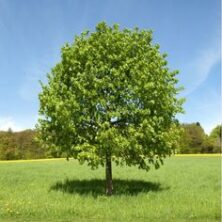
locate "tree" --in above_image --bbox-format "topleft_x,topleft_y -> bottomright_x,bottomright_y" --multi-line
37,22 -> 184,195
210,125 -> 221,139
0,130 -> 19,160
180,122 -> 205,153
201,136 -> 215,153
0,130 -> 46,160
208,125 -> 221,153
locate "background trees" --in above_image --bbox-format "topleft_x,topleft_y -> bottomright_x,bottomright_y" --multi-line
0,123 -> 220,161
179,123 -> 221,154
202,124 -> 221,153
0,129 -> 46,160
180,122 -> 205,153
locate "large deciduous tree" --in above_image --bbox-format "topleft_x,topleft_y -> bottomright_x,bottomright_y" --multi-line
37,22 -> 183,195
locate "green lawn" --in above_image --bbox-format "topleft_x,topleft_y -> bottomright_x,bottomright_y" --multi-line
0,156 -> 221,222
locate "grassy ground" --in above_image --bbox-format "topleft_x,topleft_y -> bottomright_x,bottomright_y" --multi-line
0,155 -> 221,222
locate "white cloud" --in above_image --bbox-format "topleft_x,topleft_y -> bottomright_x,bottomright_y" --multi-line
0,117 -> 23,132
180,46 -> 220,96
0,115 -> 39,132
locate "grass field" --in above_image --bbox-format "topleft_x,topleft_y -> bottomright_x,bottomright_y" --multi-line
0,155 -> 221,222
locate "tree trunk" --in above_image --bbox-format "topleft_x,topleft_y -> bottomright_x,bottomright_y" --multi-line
105,151 -> 113,196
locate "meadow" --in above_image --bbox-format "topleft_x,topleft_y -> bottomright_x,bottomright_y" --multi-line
0,155 -> 221,222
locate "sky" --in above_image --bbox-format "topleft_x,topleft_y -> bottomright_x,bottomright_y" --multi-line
0,0 -> 221,134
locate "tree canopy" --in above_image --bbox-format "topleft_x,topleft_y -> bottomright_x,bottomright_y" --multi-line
180,122 -> 205,153
0,129 -> 45,160
37,22 -> 184,195
207,124 -> 221,153
179,123 -> 221,153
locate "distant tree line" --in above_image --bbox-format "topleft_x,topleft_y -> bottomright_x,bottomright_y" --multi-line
179,123 -> 221,154
0,123 -> 221,160
0,129 -> 46,160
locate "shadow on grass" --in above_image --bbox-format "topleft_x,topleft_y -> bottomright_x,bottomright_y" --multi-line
50,179 -> 169,197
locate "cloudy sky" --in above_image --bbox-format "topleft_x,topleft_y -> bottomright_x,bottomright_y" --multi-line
0,0 -> 221,134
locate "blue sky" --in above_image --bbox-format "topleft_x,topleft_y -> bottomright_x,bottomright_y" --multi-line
0,0 -> 221,134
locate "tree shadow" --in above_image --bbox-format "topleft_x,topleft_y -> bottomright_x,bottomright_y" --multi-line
50,178 -> 169,197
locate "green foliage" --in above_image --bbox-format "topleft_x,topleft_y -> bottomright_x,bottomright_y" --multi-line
0,130 -> 46,160
37,22 -> 184,171
0,130 -> 17,160
179,122 -> 205,153
209,124 -> 221,139
0,157 -> 220,221
179,123 -> 221,153
201,136 -> 216,153
208,124 -> 221,153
